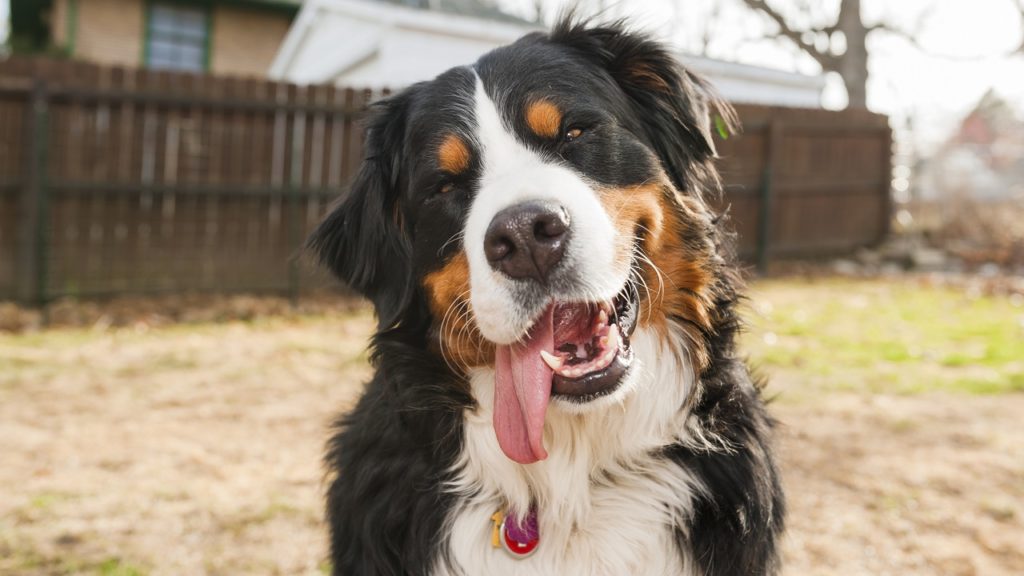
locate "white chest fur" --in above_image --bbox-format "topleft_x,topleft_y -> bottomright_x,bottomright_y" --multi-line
436,329 -> 703,576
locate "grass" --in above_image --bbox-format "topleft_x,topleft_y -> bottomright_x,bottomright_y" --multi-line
2,278 -> 1022,575
742,278 -> 1024,397
0,550 -> 147,576
96,559 -> 147,576
0,310 -> 374,394
3,279 -> 1021,400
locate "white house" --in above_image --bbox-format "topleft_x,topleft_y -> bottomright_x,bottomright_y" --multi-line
270,0 -> 825,108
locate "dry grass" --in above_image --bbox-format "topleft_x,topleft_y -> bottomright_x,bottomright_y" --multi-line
0,312 -> 375,575
2,279 -> 1023,575
906,198 -> 1024,269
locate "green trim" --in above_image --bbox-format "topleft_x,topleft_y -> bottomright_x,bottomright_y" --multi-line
64,0 -> 79,57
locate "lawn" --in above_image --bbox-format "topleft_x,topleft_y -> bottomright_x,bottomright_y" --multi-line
743,278 -> 1024,397
1,278 -> 1022,575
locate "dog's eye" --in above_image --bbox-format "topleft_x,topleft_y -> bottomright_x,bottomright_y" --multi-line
563,127 -> 583,143
438,182 -> 454,195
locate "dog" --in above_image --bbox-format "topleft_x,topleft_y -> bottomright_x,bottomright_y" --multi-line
308,18 -> 784,576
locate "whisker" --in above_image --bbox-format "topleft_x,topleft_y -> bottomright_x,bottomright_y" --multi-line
627,245 -> 658,325
438,288 -> 473,374
438,230 -> 465,258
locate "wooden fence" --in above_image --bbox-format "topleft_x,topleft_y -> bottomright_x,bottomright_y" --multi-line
716,105 -> 891,264
0,57 -> 891,305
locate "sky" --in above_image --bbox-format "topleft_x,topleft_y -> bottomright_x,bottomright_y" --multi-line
498,0 -> 1024,153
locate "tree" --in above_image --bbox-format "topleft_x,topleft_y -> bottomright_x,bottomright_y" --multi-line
739,0 -> 1024,109
502,0 -> 1024,109
741,0 -> 877,109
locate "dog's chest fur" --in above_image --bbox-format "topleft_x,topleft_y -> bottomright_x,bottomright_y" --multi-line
437,329 -> 702,576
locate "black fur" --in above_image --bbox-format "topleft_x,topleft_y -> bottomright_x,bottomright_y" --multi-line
323,332 -> 473,574
309,18 -> 784,576
307,90 -> 417,329
546,20 -> 735,200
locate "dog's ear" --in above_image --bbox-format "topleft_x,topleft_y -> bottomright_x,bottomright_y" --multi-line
550,19 -> 736,197
308,91 -> 416,328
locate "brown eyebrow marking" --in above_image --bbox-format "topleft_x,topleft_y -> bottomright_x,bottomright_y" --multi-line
525,99 -> 562,139
438,133 -> 471,174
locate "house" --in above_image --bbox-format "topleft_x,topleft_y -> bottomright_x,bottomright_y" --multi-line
270,0 -> 826,108
916,90 -> 1024,201
8,0 -> 301,77
270,0 -> 533,87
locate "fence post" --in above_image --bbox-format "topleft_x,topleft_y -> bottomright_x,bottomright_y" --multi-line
16,79 -> 50,306
287,88 -> 307,308
756,119 -> 782,274
878,124 -> 893,245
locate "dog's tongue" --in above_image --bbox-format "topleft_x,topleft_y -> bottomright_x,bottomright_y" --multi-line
494,306 -> 554,464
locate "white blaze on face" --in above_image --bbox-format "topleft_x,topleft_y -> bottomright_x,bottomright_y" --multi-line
464,76 -> 628,345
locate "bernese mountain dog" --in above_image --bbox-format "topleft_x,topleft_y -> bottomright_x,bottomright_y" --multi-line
309,18 -> 785,576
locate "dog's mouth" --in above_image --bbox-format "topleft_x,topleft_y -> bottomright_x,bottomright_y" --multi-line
543,283 -> 639,401
492,279 -> 640,464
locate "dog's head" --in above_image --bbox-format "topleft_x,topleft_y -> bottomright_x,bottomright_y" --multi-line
310,20 -> 736,464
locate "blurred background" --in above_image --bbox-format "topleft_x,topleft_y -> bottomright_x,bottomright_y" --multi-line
0,1 -> 1021,575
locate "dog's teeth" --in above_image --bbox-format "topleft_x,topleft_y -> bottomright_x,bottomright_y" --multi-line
598,309 -> 608,326
606,324 -> 620,350
540,350 -> 565,370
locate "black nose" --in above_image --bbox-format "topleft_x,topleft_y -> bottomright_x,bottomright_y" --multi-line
484,201 -> 570,282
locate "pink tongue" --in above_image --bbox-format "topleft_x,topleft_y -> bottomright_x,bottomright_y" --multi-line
493,306 -> 554,464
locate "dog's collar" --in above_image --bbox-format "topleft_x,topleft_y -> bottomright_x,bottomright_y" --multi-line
490,507 -> 539,558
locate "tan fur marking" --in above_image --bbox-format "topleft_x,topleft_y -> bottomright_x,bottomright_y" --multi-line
438,134 -> 471,174
598,180 -> 716,370
629,62 -> 672,93
525,100 -> 563,139
423,252 -> 494,369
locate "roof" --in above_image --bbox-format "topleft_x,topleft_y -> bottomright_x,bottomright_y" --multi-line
374,0 -> 531,24
679,55 -> 826,107
270,0 -> 538,83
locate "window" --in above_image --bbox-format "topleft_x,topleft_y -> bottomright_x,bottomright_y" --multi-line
145,3 -> 209,72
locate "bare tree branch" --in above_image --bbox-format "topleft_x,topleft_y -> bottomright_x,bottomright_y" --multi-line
699,2 -> 725,57
533,0 -> 544,24
809,24 -> 840,35
740,0 -> 838,69
724,0 -> 1019,109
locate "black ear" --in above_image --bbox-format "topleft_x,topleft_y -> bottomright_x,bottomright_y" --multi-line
550,19 -> 737,198
308,91 -> 415,328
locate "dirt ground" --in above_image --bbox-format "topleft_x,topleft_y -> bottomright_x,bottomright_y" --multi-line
2,280 -> 1022,575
